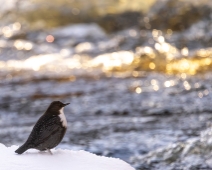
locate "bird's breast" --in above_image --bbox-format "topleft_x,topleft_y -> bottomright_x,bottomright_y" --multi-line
59,108 -> 67,127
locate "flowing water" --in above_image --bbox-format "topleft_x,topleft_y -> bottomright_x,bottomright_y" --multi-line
1,0 -> 212,169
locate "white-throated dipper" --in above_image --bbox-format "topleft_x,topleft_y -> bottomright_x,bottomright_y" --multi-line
15,101 -> 70,154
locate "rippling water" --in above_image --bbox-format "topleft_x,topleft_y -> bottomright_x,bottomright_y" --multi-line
1,0 -> 212,169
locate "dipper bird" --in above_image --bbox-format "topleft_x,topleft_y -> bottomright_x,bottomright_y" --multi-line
15,101 -> 70,154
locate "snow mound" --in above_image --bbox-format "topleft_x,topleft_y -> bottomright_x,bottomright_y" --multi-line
0,144 -> 134,170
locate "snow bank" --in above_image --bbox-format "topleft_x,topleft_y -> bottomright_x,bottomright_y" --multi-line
0,144 -> 134,170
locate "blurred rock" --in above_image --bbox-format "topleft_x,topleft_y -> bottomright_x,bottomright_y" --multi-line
98,11 -> 143,33
0,0 -> 153,31
167,20 -> 212,49
131,126 -> 212,169
146,0 -> 212,31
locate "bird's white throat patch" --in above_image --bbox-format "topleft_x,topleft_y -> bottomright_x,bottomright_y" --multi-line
59,107 -> 67,127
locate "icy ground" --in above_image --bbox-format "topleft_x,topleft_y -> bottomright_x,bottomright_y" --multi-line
0,144 -> 134,170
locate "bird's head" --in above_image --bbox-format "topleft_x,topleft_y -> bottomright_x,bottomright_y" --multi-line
47,101 -> 70,113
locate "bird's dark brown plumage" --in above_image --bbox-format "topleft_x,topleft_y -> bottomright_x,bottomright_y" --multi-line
15,101 -> 69,154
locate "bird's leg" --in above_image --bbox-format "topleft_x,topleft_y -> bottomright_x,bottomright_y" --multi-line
47,149 -> 53,155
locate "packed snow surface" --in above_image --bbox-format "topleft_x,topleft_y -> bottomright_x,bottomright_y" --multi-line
0,144 -> 134,170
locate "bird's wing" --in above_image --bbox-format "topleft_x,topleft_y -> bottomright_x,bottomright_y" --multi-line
25,115 -> 63,147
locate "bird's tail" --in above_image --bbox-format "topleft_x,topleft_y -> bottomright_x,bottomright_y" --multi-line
15,144 -> 29,154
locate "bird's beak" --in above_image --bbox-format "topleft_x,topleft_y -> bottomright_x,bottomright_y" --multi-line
63,103 -> 70,107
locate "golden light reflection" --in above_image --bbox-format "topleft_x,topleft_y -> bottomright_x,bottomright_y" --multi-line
164,81 -> 171,87
153,36 -> 179,55
24,42 -> 33,51
14,40 -> 24,50
136,46 -> 156,59
161,43 -> 170,53
60,49 -> 71,57
154,43 -> 161,51
1,22 -> 22,38
166,57 -> 212,75
158,36 -> 165,43
181,47 -> 189,56
2,26 -> 12,38
13,22 -> 21,31
204,58 -> 211,65
152,29 -> 159,38
0,45 -> 212,76
135,87 -> 142,94
91,51 -> 134,72
164,80 -> 175,87
198,92 -> 203,98
153,85 -> 159,91
75,42 -> 94,53
149,62 -> 155,69
0,54 -> 66,72
166,54 -> 174,61
24,54 -> 60,71
181,73 -> 187,79
132,71 -> 139,77
143,46 -> 153,54
14,40 -> 33,51
196,49 -> 212,58
151,79 -> 157,85
183,81 -> 191,90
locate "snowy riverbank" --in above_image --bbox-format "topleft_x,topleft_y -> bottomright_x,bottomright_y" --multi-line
0,144 -> 134,170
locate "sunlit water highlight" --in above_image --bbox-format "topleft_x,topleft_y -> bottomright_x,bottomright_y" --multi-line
0,47 -> 212,78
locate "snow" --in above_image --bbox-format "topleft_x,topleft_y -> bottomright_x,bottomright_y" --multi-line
0,144 -> 135,170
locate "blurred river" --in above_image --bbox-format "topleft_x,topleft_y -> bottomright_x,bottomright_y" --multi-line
1,0 -> 212,169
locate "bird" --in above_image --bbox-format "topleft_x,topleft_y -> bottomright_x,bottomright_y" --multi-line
15,101 -> 70,154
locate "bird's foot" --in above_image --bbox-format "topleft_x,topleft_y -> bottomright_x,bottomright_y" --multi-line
46,149 -> 53,155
